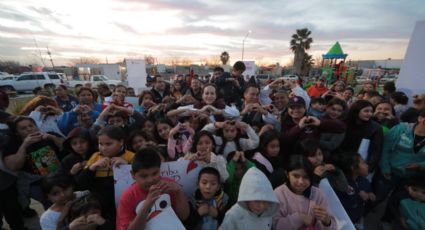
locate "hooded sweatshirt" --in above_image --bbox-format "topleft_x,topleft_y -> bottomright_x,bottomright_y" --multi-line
220,167 -> 279,230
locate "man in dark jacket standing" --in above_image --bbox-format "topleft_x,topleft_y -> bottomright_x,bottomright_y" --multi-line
216,61 -> 247,107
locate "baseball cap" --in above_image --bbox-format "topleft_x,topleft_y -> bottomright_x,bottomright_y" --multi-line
288,96 -> 306,107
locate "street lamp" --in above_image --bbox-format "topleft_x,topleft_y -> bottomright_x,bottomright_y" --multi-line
242,30 -> 252,61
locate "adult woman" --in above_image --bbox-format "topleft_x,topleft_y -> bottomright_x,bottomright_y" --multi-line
340,100 -> 383,172
54,85 -> 79,112
3,117 -> 64,208
171,80 -> 184,100
280,96 -> 346,159
76,87 -> 102,113
167,84 -> 239,122
378,109 -> 425,223
20,96 -> 65,137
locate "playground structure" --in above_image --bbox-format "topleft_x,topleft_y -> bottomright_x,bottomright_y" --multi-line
321,42 -> 355,84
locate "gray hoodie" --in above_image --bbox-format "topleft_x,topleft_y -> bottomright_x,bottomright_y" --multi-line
220,167 -> 279,230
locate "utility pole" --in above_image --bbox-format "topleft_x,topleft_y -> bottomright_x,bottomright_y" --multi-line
47,46 -> 55,70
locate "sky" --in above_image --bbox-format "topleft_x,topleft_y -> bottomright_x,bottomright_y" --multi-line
0,0 -> 424,66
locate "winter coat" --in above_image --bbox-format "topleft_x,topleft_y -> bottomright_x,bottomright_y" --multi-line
221,167 -> 279,230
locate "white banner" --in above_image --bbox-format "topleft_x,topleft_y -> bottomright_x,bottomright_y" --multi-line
319,179 -> 355,230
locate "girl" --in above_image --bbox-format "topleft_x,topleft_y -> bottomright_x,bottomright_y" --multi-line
336,152 -> 374,226
372,101 -> 399,134
40,172 -> 89,229
390,91 -> 409,118
61,128 -> 94,178
77,126 -> 134,223
300,138 -> 348,193
202,120 -> 259,159
3,116 -> 64,208
55,85 -> 79,112
168,119 -> 195,160
248,129 -> 284,188
191,167 -> 228,230
340,100 -> 383,172
273,155 -> 337,229
126,130 -> 157,153
155,118 -> 173,144
181,130 -> 228,182
319,98 -> 347,159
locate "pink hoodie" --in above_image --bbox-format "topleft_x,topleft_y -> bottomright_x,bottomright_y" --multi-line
273,184 -> 337,230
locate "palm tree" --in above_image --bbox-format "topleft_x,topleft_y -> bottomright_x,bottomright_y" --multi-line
301,54 -> 314,76
290,28 -> 313,75
220,51 -> 229,65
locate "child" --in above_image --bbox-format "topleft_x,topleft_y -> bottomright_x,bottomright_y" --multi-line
103,85 -> 133,110
77,126 -> 134,223
191,167 -> 229,230
181,130 -> 229,182
155,118 -> 173,144
40,172 -> 89,229
202,120 -> 259,159
307,97 -> 326,118
299,138 -> 348,193
249,130 -> 285,188
221,167 -> 280,230
273,155 -> 337,229
61,128 -> 94,177
224,151 -> 256,206
168,119 -> 195,160
60,194 -> 113,230
116,148 -> 189,230
126,130 -> 157,153
400,176 -> 425,230
336,152 -> 375,226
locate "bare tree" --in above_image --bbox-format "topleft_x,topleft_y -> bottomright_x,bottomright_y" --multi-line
144,55 -> 156,65
68,57 -> 101,66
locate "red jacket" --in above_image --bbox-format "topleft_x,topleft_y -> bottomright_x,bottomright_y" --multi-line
307,85 -> 328,97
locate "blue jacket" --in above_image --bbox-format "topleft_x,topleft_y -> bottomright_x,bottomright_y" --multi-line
57,110 -> 100,136
380,123 -> 425,177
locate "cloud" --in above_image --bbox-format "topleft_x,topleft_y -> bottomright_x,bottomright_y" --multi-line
0,0 -> 423,65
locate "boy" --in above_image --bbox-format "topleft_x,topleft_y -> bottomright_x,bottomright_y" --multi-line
116,148 -> 189,230
307,76 -> 328,98
216,61 -> 247,107
307,97 -> 326,118
400,176 -> 425,230
220,167 -> 279,230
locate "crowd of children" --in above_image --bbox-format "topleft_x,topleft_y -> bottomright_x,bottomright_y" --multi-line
1,61 -> 425,230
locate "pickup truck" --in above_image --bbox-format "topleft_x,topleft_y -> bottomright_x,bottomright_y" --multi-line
67,75 -> 123,88
0,72 -> 67,93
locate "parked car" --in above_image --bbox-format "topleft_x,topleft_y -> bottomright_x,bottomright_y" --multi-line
356,76 -> 371,84
67,75 -> 123,88
0,72 -> 67,93
255,74 -> 274,85
0,72 -> 11,80
379,75 -> 398,84
281,74 -> 299,81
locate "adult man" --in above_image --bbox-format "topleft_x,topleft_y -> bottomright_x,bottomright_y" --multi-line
216,61 -> 247,107
150,75 -> 170,103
